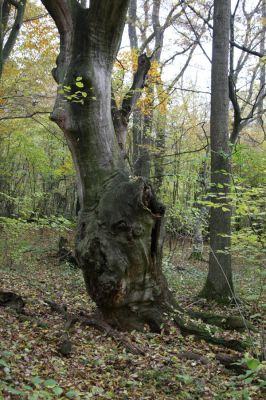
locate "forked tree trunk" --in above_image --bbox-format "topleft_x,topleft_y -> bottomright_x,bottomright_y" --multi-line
42,0 -> 174,331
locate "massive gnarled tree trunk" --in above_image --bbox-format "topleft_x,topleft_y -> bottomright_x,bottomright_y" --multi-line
41,0 -> 174,332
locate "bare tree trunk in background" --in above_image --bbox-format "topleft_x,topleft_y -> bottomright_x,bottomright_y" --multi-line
200,0 -> 235,303
134,110 -> 152,178
0,0 -> 26,79
190,145 -> 210,261
258,0 -> 266,116
0,0 -> 27,214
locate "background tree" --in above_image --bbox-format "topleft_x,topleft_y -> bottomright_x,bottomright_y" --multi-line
200,0 -> 234,302
0,0 -> 27,79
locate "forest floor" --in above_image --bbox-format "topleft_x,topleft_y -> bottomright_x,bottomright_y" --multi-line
0,221 -> 265,400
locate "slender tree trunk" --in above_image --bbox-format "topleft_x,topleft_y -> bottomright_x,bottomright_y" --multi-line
190,146 -> 209,261
259,0 -> 266,115
134,112 -> 152,178
154,112 -> 166,192
42,0 -> 174,332
0,0 -> 26,80
128,0 -> 142,172
132,109 -> 141,168
200,0 -> 234,303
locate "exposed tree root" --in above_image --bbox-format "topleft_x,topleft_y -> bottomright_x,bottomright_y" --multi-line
2,293 -> 250,355
187,310 -> 256,332
216,352 -> 245,372
80,315 -> 145,356
45,301 -> 145,356
173,313 -> 247,352
177,351 -> 208,365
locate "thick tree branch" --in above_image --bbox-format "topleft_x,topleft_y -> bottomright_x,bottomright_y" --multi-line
40,0 -> 77,36
121,54 -> 151,120
232,40 -> 265,58
2,0 -> 26,63
229,76 -> 242,144
112,53 -> 151,150
0,111 -> 51,121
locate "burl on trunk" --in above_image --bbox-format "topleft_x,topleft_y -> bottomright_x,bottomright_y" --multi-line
41,0 -> 174,331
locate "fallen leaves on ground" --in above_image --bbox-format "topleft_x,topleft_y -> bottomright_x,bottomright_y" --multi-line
0,225 -> 265,399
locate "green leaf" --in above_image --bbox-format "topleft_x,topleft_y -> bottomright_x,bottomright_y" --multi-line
176,374 -> 192,384
76,77 -> 82,81
31,376 -> 43,386
53,386 -> 64,396
28,394 -> 39,400
2,351 -> 13,359
75,81 -> 84,88
23,385 -> 33,390
244,377 -> 254,384
0,359 -> 8,367
6,387 -> 23,395
66,390 -> 79,398
44,378 -> 58,388
106,391 -> 115,398
81,91 -> 87,97
246,358 -> 260,371
63,85 -> 71,92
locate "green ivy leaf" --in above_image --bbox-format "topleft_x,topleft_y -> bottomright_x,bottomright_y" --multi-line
44,378 -> 58,388
75,82 -> 84,88
22,385 -> 33,390
53,386 -> 64,396
66,390 -> 79,398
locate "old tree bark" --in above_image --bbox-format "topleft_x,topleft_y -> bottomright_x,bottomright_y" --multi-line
41,0 -> 173,332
